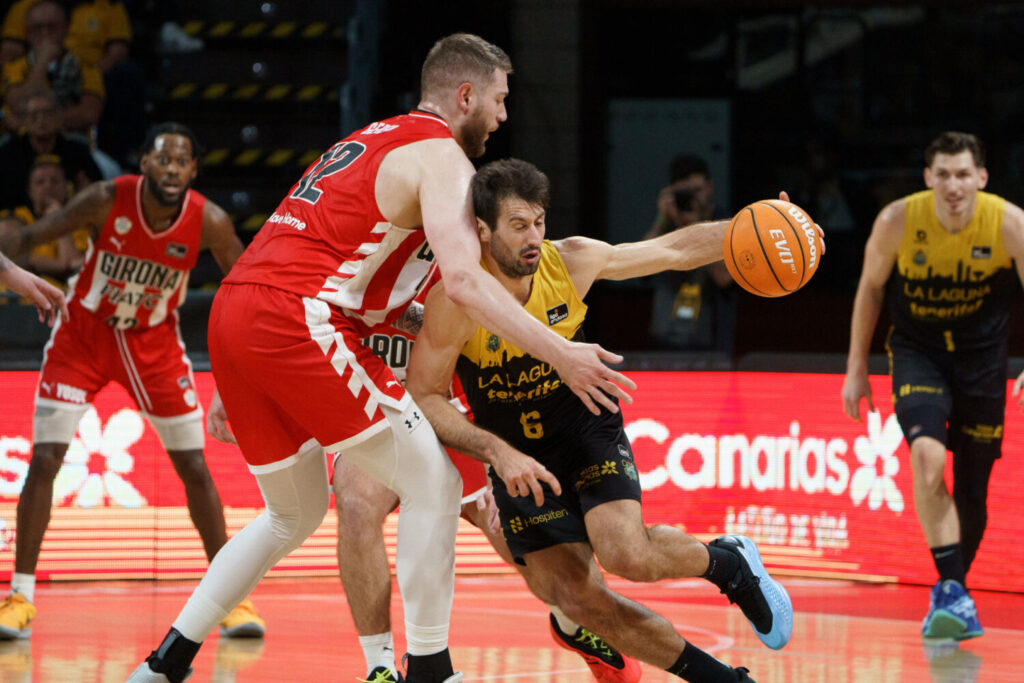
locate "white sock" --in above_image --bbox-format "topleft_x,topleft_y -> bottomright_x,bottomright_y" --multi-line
359,632 -> 396,673
549,604 -> 579,634
11,573 -> 35,603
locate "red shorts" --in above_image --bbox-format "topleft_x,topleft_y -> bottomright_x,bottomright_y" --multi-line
210,283 -> 408,468
37,300 -> 199,417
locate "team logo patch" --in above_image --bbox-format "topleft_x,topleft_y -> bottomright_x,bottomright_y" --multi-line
913,250 -> 926,266
546,303 -> 569,326
114,216 -> 132,235
166,242 -> 188,258
184,389 -> 197,408
622,460 -> 638,481
177,376 -> 191,390
971,245 -> 992,259
404,409 -> 423,432
487,334 -> 500,351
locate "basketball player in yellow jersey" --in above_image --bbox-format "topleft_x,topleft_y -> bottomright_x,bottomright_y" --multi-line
843,131 -> 1024,641
407,159 -> 816,683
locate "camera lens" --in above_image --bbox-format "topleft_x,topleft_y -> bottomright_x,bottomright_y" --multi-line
673,188 -> 696,212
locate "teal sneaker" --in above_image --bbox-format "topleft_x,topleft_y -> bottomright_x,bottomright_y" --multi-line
922,580 -> 983,641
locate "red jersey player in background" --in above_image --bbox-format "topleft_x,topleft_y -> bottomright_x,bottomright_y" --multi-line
0,122 -> 265,641
130,34 -> 634,683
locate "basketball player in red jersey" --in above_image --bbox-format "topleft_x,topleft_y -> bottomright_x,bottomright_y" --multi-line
130,34 -> 634,683
0,123 -> 265,641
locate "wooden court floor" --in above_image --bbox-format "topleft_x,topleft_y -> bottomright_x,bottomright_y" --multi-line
0,574 -> 1021,682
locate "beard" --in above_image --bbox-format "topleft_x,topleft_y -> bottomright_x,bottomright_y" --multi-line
491,240 -> 539,278
144,174 -> 188,207
459,110 -> 490,159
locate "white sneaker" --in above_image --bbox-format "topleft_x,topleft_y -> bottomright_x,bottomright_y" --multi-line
125,662 -> 192,682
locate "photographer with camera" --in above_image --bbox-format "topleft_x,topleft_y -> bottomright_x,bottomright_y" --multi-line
644,154 -> 736,354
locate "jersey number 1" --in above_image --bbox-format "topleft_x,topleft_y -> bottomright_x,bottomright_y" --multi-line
290,141 -> 367,204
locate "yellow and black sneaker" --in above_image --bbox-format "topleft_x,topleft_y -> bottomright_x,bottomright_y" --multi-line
0,595 -> 35,640
361,666 -> 403,683
548,613 -> 640,683
218,599 -> 266,638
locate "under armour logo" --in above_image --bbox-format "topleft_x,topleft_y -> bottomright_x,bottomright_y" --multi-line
404,410 -> 422,430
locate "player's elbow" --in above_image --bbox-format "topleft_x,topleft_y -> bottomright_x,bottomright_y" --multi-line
438,267 -> 478,309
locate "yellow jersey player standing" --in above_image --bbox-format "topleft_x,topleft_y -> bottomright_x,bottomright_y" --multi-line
843,131 -> 1024,641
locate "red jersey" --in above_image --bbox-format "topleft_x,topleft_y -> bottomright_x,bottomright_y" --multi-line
70,175 -> 204,330
224,110 -> 453,336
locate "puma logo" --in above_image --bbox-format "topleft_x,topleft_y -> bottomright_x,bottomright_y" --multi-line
109,236 -> 125,251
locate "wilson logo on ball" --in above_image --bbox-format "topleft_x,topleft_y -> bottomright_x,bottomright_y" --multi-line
723,199 -> 823,298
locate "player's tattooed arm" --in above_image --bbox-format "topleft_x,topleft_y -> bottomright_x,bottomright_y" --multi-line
393,300 -> 424,335
0,180 -> 116,257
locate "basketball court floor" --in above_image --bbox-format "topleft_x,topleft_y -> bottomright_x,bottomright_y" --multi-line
2,573 -> 1020,682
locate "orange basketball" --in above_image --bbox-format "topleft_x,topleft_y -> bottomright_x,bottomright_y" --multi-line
723,199 -> 822,297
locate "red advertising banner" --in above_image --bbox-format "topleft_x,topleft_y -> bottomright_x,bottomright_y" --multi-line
0,370 -> 1020,592
624,371 -> 1024,593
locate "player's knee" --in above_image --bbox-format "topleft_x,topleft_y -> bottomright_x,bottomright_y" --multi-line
28,444 -> 69,480
267,488 -> 329,549
596,546 -> 656,582
335,491 -> 391,538
910,449 -> 947,492
168,449 -> 213,486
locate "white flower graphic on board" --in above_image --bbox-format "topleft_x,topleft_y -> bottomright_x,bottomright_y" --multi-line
53,407 -> 147,508
850,410 -> 905,513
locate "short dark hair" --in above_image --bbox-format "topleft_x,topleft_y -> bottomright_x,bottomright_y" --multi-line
472,158 -> 550,230
139,122 -> 202,160
669,155 -> 710,183
421,33 -> 512,99
925,131 -> 985,168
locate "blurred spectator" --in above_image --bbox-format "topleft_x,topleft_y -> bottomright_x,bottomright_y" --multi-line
786,137 -> 856,233
1,0 -> 104,134
0,0 -> 32,68
0,86 -> 101,211
65,0 -> 147,167
644,154 -> 736,354
0,155 -> 87,284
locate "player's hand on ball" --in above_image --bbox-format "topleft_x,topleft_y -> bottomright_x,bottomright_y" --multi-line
724,197 -> 824,296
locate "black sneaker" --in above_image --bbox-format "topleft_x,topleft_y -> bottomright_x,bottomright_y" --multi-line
709,535 -> 793,650
362,666 -> 403,683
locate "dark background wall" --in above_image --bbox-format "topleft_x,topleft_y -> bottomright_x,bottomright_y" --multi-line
4,0 -> 1024,365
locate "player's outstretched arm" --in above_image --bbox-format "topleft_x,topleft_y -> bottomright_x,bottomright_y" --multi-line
406,285 -> 562,506
200,201 -> 245,275
0,251 -> 68,325
410,139 -> 635,415
841,200 -> 904,422
558,191 -> 823,297
0,180 -> 114,259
